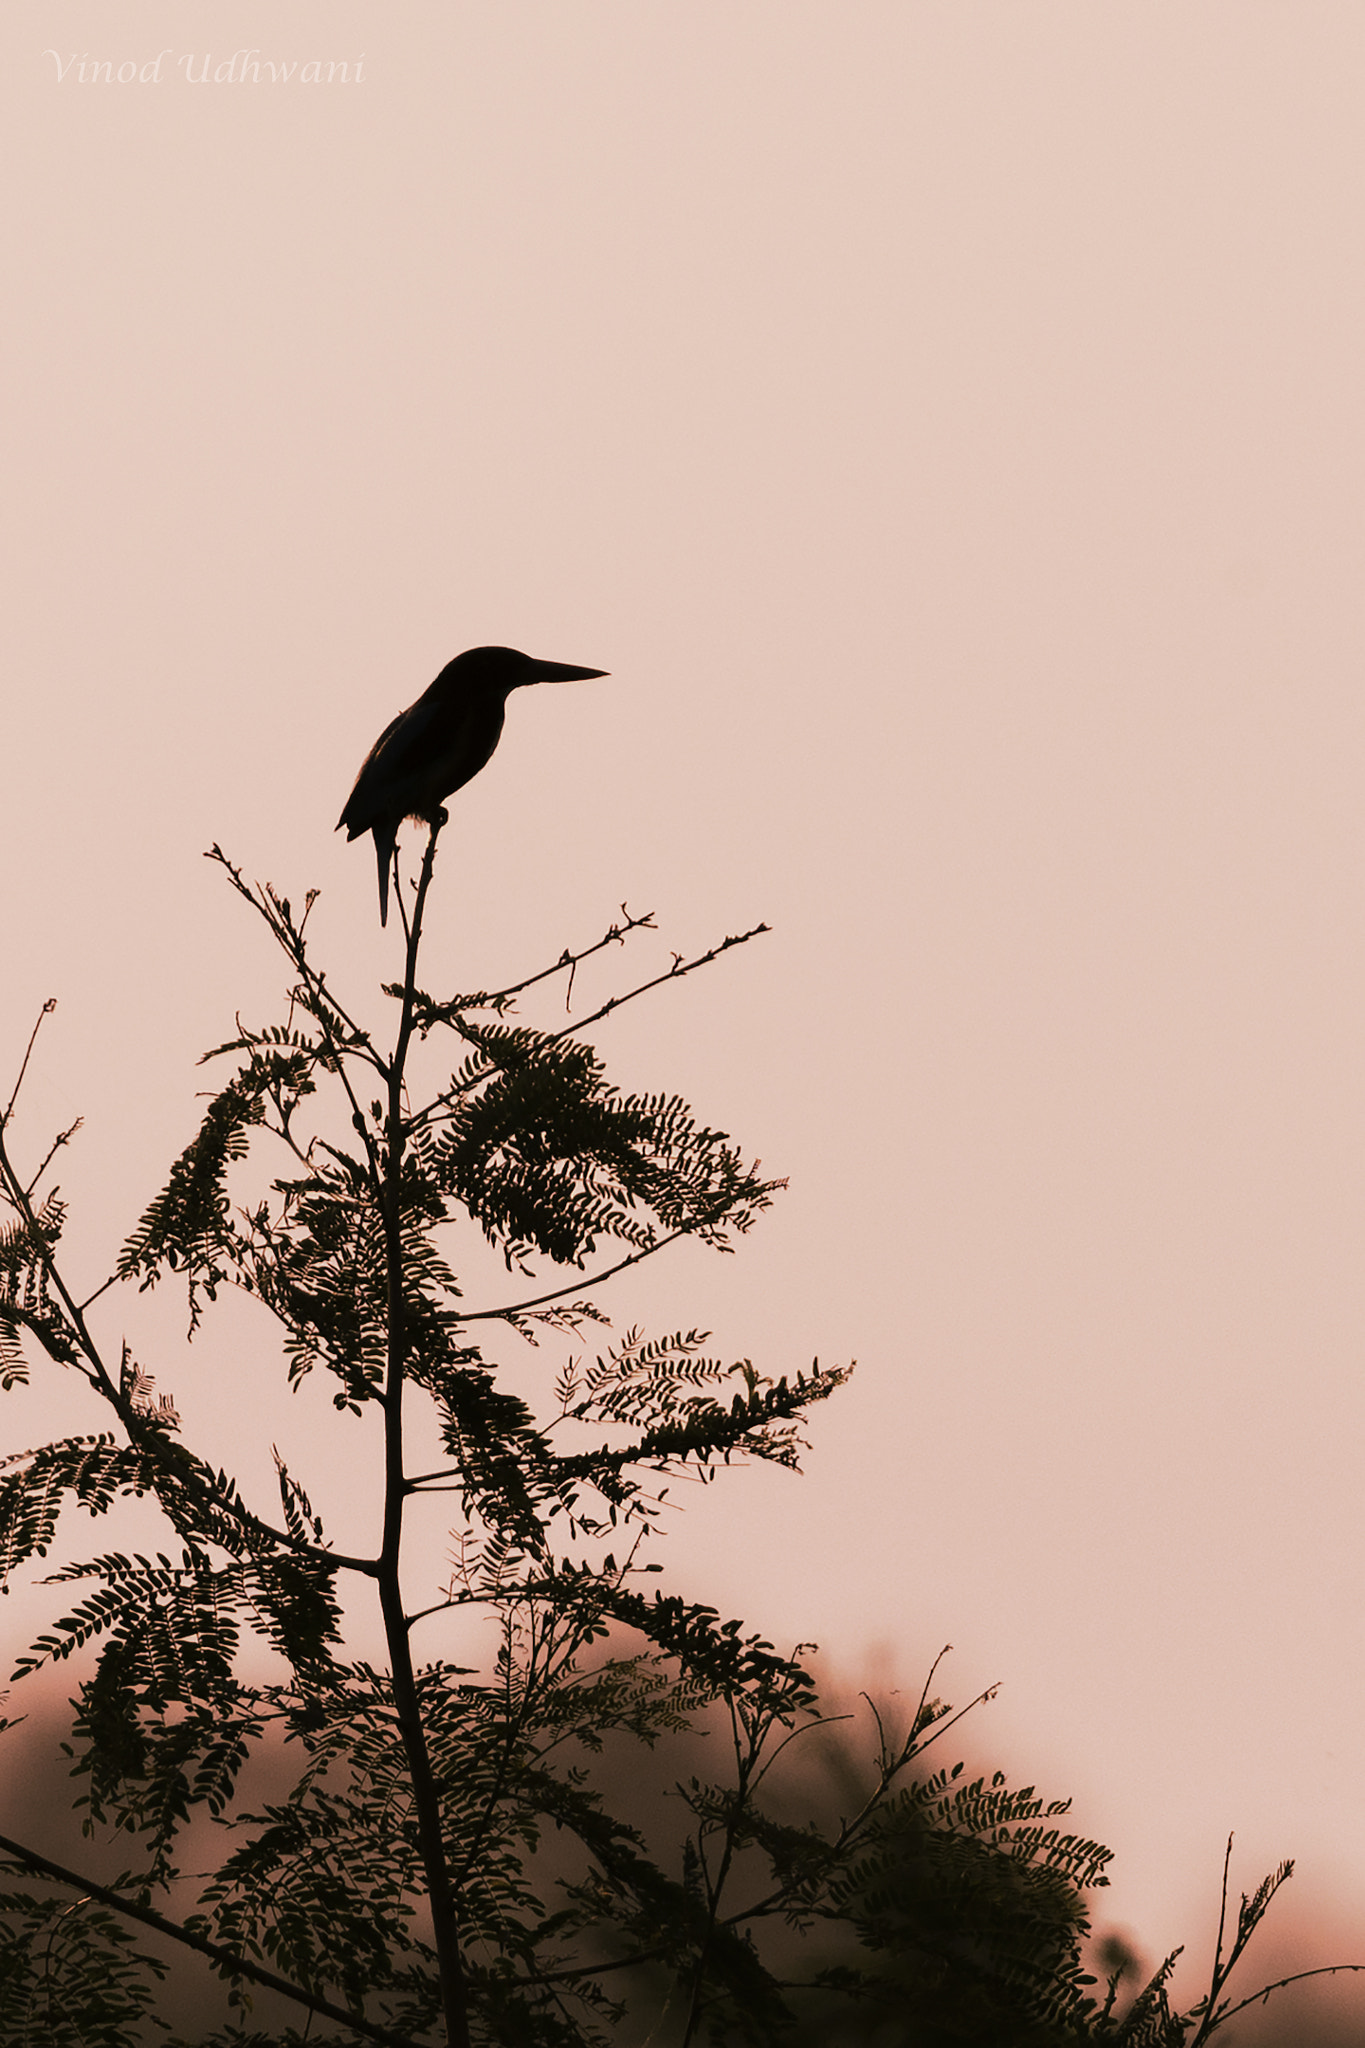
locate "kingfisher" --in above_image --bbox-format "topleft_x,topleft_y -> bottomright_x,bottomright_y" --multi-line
337,645 -> 607,924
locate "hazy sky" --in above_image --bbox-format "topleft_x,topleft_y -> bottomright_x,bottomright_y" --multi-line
5,2 -> 1365,2025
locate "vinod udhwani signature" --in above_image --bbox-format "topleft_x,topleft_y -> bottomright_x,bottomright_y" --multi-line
43,50 -> 367,85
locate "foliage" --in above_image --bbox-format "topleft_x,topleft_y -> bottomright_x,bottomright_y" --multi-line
0,843 -> 1358,2046
0,1873 -> 169,2047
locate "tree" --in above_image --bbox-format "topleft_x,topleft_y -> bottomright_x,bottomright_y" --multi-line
0,833 -> 1358,2046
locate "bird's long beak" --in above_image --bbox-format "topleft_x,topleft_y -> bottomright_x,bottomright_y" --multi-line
531,660 -> 609,683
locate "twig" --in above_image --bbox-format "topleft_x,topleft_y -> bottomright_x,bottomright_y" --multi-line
1212,1962 -> 1365,2029
414,925 -> 771,1129
3,999 -> 57,1128
397,905 -> 659,1025
24,1118 -> 83,1200
457,1224 -> 699,1324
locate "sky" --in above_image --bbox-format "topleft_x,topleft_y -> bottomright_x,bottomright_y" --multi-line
4,0 -> 1365,2029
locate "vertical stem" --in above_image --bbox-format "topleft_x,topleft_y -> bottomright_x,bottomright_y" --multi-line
679,1699 -> 755,2048
375,822 -> 472,2048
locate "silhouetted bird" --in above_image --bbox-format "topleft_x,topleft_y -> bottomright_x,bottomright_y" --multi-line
338,645 -> 608,925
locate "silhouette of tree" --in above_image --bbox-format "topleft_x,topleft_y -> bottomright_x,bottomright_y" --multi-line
0,835 -> 1358,2045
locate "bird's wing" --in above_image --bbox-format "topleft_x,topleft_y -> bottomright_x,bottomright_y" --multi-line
337,693 -> 449,837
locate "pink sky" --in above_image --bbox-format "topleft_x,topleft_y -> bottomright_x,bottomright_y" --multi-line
5,1 -> 1365,2023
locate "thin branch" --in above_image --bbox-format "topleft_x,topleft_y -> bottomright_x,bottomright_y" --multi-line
682,1684 -> 765,2048
457,1224 -> 698,1324
2,999 -> 57,1128
526,1940 -> 685,1989
718,1677 -> 1002,1937
0,1830 -> 424,2048
1187,1843 -> 1302,2048
402,904 -> 659,1024
414,924 -> 771,1129
909,1680 -> 1002,1757
1208,1832 -> 1235,2015
404,1592 -> 477,1629
747,1705 -> 852,1800
862,1690 -> 891,1775
906,1643 -> 954,1742
23,1118 -> 83,1200
205,846 -> 387,1089
1212,1963 -> 1365,2029
77,1273 -> 120,1315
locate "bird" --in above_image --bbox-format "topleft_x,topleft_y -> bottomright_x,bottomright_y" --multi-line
337,645 -> 608,925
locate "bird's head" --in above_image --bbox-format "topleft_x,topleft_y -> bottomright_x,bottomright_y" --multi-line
452,646 -> 609,696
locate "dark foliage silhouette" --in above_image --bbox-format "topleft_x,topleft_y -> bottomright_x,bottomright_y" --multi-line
0,828 -> 1359,2045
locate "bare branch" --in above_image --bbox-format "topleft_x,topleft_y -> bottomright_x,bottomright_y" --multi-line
1212,1963 -> 1365,2030
389,905 -> 659,1031
415,923 -> 772,1127
23,1117 -> 83,1200
3,999 -> 57,1128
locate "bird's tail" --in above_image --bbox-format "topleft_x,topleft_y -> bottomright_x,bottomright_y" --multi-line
374,821 -> 397,927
